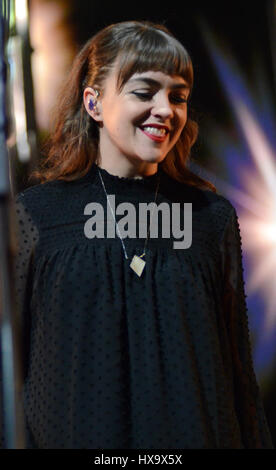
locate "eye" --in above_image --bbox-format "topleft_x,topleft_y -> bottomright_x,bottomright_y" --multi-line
131,91 -> 188,104
170,95 -> 188,104
132,92 -> 153,100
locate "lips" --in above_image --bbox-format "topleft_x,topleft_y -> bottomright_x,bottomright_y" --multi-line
140,124 -> 170,133
139,127 -> 168,142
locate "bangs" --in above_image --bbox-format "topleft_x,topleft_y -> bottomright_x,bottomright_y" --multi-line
115,28 -> 193,92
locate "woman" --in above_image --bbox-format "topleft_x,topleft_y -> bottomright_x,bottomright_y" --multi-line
2,20 -> 273,448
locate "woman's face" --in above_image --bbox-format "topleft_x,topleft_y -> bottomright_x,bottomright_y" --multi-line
84,63 -> 190,167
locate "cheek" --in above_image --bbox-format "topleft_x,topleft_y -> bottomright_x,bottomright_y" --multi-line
103,104 -> 135,135
176,111 -> 188,136
168,115 -> 187,148
180,108 -> 188,126
102,110 -> 124,138
108,120 -> 133,144
174,116 -> 187,136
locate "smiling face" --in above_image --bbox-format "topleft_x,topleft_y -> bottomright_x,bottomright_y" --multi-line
83,62 -> 190,175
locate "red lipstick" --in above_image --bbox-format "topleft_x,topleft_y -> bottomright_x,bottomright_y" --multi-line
139,127 -> 168,142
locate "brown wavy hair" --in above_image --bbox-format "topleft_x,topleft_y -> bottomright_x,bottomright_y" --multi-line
31,20 -> 216,192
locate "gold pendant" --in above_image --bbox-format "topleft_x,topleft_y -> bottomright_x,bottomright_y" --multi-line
130,254 -> 146,277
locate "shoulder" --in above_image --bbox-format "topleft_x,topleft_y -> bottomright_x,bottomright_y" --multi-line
15,179 -> 68,203
14,179 -> 81,226
162,171 -> 238,245
165,172 -> 236,224
15,181 -> 59,221
192,186 -> 237,241
195,186 -> 236,220
13,174 -> 102,230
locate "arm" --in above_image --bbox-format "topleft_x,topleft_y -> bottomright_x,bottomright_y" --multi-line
221,206 -> 274,449
0,194 -> 39,448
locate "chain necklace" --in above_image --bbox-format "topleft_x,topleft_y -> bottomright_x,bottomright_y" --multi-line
97,166 -> 160,277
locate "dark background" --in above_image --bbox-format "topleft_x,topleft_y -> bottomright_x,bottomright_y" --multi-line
69,1 -> 274,122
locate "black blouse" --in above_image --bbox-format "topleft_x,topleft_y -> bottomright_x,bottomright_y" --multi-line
0,163 -> 273,448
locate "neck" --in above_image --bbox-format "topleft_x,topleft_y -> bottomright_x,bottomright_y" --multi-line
96,153 -> 158,180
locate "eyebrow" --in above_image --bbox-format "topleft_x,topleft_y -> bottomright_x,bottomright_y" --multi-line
128,77 -> 190,90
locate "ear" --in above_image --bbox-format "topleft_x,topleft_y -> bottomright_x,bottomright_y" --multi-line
83,86 -> 102,122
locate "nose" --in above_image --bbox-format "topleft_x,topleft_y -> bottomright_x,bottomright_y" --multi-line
151,92 -> 174,120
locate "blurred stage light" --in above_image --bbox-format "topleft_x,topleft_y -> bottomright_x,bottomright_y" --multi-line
28,0 -> 77,130
15,0 -> 28,35
197,18 -> 276,378
7,35 -> 31,162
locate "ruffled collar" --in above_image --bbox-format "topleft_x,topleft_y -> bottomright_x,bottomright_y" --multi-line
83,162 -> 165,191
96,163 -> 160,183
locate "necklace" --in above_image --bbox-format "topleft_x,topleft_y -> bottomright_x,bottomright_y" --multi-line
97,166 -> 160,277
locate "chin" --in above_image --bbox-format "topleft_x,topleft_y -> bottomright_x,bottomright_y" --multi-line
139,153 -> 167,163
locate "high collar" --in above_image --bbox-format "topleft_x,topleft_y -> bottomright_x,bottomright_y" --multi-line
83,162 -> 165,192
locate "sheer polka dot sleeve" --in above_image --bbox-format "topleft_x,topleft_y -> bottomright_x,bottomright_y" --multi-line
0,194 -> 39,448
221,207 -> 274,448
13,195 -> 39,376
